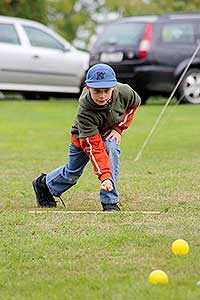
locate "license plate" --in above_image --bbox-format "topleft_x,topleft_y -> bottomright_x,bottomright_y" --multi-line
100,52 -> 123,62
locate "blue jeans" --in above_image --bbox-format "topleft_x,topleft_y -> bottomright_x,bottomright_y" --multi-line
46,137 -> 120,204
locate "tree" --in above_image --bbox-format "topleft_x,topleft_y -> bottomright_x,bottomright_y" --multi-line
148,0 -> 200,14
0,0 -> 48,24
104,0 -> 200,16
47,0 -> 104,47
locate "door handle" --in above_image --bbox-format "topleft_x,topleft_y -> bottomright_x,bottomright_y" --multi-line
32,55 -> 40,59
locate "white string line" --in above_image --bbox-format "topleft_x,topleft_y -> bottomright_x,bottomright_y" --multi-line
134,42 -> 200,162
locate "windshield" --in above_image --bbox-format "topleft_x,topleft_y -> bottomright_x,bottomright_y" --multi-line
95,23 -> 147,47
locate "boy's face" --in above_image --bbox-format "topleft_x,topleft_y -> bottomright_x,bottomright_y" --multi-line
88,87 -> 114,106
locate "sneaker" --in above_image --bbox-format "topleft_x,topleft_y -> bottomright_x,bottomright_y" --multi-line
102,203 -> 120,212
32,173 -> 57,208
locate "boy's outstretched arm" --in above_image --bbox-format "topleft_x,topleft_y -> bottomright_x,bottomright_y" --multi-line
71,133 -> 114,191
79,133 -> 112,181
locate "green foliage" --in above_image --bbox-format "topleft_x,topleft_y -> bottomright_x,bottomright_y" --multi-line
48,0 -> 91,43
0,0 -> 48,24
104,0 -> 200,16
149,0 -> 200,14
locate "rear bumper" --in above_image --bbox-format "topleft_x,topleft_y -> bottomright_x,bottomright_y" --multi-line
114,65 -> 175,93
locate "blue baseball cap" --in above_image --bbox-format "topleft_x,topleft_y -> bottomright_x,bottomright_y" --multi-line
85,64 -> 117,88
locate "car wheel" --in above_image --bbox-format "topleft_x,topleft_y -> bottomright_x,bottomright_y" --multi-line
23,92 -> 50,100
78,77 -> 86,97
137,91 -> 148,105
177,68 -> 200,104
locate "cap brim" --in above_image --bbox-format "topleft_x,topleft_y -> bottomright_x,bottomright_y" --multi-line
86,81 -> 117,88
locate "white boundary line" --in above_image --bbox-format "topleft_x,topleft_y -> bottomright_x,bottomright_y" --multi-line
28,210 -> 161,215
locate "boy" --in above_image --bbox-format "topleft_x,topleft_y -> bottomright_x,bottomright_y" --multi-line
32,64 -> 141,211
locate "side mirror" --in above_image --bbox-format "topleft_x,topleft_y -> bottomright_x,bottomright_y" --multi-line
63,45 -> 71,52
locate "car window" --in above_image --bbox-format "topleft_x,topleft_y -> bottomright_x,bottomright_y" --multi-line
23,25 -> 65,50
95,23 -> 146,47
161,23 -> 195,43
0,23 -> 20,45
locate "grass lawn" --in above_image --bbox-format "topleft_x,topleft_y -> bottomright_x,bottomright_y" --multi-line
0,98 -> 200,300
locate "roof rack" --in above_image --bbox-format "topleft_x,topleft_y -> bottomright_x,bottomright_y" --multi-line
119,15 -> 158,23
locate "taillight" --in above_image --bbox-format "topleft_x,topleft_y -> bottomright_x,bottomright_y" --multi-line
139,23 -> 152,59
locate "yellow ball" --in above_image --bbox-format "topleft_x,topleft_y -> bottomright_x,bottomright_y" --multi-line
171,239 -> 189,256
148,270 -> 169,285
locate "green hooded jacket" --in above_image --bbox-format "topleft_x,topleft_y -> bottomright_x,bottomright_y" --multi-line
71,82 -> 141,139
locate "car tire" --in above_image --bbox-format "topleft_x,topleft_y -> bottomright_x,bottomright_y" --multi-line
78,77 -> 86,97
137,91 -> 148,105
23,92 -> 50,100
177,68 -> 200,104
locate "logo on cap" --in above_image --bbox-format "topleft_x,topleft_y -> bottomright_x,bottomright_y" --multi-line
96,72 -> 105,80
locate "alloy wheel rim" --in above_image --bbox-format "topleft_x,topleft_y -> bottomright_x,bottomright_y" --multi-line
183,72 -> 200,104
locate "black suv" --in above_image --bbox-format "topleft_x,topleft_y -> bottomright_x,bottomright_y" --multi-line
89,13 -> 200,104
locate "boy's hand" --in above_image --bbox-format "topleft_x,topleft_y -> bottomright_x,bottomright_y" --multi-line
101,179 -> 113,192
106,129 -> 121,145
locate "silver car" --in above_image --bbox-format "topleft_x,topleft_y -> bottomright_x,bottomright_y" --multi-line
0,16 -> 89,99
